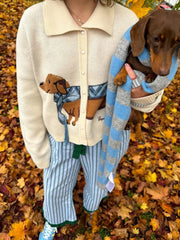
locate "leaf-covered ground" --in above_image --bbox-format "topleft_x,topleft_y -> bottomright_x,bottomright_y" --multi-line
0,0 -> 180,239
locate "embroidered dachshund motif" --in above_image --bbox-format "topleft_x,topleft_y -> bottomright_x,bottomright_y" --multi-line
40,74 -> 107,126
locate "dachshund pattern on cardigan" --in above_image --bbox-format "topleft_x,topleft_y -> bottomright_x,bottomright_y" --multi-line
40,74 -> 107,142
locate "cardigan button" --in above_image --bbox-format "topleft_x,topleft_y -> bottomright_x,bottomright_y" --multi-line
81,50 -> 85,55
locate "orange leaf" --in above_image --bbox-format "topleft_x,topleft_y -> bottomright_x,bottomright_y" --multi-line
9,222 -> 25,240
161,202 -> 173,215
150,218 -> 160,231
0,141 -> 8,152
163,129 -> 173,138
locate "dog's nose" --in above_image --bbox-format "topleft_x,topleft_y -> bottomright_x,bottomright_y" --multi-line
159,68 -> 169,76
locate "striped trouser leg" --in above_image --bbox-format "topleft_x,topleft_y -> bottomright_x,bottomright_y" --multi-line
43,136 -> 81,227
80,141 -> 108,212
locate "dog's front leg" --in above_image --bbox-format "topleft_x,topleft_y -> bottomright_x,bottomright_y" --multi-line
114,66 -> 128,86
67,115 -> 72,124
72,115 -> 78,126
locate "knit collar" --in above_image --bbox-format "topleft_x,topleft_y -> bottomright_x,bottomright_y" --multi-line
43,0 -> 114,36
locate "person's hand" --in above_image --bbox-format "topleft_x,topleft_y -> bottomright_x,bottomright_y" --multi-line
125,63 -> 151,98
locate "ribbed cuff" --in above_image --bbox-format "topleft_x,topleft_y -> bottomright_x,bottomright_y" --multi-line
42,209 -> 77,228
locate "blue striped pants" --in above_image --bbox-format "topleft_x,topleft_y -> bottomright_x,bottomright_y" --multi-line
43,135 -> 108,227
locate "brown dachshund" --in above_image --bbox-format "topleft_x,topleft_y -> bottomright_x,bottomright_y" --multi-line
40,74 -> 106,126
114,9 -> 180,142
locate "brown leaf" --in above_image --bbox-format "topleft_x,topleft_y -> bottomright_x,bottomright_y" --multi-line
146,185 -> 169,200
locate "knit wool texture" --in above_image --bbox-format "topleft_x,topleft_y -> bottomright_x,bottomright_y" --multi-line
97,26 -> 179,190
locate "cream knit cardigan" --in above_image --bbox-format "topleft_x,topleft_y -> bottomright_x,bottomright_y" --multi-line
16,1 -> 163,169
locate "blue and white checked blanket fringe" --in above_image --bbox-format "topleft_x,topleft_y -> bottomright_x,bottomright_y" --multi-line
97,26 -> 179,191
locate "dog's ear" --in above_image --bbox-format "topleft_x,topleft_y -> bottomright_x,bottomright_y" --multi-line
56,79 -> 70,94
130,15 -> 151,56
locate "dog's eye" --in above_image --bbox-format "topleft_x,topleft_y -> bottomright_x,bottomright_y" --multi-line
154,36 -> 160,42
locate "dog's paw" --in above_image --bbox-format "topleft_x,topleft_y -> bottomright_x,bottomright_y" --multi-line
114,75 -> 127,86
145,73 -> 156,83
114,67 -> 127,86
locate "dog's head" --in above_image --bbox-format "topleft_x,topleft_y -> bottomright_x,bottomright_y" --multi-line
130,9 -> 180,76
40,74 -> 70,94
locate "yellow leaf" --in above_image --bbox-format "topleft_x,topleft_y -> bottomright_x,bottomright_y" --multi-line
0,141 -> 8,152
163,129 -> 172,138
17,178 -> 25,188
173,184 -> 180,190
9,222 -> 25,240
162,95 -> 168,101
132,228 -> 139,234
143,159 -> 151,166
8,66 -> 16,73
140,202 -> 148,210
145,171 -> 157,183
104,237 -> 111,240
178,209 -> 180,217
171,108 -> 177,113
3,128 -> 9,135
7,81 -> 13,88
166,114 -> 174,121
150,218 -> 160,231
172,137 -> 176,143
144,113 -> 148,120
137,144 -> 145,149
128,0 -> 151,18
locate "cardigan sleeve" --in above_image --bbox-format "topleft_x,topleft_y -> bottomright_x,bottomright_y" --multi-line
16,16 -> 50,169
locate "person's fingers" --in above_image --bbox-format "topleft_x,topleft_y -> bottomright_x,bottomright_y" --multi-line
125,63 -> 136,80
131,86 -> 150,98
